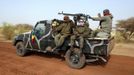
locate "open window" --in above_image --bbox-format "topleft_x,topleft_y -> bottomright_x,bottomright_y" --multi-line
33,22 -> 46,39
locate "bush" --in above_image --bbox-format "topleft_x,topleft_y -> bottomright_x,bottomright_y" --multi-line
115,31 -> 125,43
116,17 -> 134,40
1,23 -> 15,40
1,23 -> 33,40
14,24 -> 33,35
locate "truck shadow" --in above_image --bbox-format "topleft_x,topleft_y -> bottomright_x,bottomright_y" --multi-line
86,55 -> 111,67
27,51 -> 65,61
86,60 -> 108,67
27,51 -> 109,67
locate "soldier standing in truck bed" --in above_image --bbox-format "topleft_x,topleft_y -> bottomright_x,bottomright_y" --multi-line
89,9 -> 113,38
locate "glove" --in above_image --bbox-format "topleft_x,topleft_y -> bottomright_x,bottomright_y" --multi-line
98,13 -> 101,17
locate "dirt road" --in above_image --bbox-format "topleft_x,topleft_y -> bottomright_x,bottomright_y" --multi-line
0,42 -> 134,75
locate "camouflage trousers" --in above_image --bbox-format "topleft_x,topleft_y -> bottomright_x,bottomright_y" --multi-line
91,29 -> 110,38
70,35 -> 84,49
54,33 -> 70,47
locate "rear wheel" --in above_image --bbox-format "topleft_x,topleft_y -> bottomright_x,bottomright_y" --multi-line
65,48 -> 86,69
16,42 -> 27,57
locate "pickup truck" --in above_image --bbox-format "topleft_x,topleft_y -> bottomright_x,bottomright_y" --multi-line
13,20 -> 115,69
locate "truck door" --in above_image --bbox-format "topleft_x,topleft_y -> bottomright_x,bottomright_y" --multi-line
30,22 -> 47,50
39,22 -> 52,50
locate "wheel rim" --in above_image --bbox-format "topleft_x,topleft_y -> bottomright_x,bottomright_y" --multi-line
70,52 -> 80,64
17,44 -> 23,54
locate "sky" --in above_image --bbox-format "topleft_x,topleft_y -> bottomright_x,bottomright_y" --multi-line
0,0 -> 134,29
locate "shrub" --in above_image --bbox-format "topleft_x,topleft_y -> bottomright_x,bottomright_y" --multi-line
14,24 -> 33,35
115,31 -> 125,43
116,17 -> 134,40
1,23 -> 33,40
1,23 -> 15,40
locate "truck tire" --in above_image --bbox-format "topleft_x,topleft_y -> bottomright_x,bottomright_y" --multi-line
65,48 -> 86,69
16,42 -> 27,57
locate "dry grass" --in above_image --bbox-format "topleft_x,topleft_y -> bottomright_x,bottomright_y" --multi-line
0,28 -> 4,41
0,28 -> 11,42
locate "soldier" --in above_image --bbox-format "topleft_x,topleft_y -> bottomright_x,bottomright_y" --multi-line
54,16 -> 74,49
46,19 -> 62,52
51,19 -> 61,37
70,16 -> 91,50
89,9 -> 113,38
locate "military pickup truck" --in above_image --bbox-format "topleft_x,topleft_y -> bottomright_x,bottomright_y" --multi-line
13,19 -> 115,69
13,12 -> 114,69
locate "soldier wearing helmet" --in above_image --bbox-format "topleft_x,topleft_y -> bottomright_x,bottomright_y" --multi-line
51,19 -> 61,36
54,16 -> 74,49
89,9 -> 113,38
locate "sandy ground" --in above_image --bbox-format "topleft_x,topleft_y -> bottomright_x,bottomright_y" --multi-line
112,43 -> 134,57
0,42 -> 134,75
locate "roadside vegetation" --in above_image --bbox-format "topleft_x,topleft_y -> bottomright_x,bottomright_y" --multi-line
0,23 -> 33,40
0,17 -> 134,42
116,17 -> 134,43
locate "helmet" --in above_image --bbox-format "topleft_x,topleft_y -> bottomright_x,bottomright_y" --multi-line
52,19 -> 60,27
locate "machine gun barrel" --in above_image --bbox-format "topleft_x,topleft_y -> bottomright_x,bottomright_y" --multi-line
58,11 -> 77,16
58,11 -> 91,21
58,11 -> 90,17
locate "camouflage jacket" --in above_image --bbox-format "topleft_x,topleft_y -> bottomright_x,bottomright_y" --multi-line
92,15 -> 113,33
55,20 -> 74,35
73,23 -> 91,37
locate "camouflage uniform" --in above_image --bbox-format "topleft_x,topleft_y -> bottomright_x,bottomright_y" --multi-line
91,15 -> 113,38
54,20 -> 74,47
51,19 -> 61,36
70,20 -> 91,49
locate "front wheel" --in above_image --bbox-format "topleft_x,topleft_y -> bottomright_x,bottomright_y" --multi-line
16,42 -> 27,57
65,48 -> 86,69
